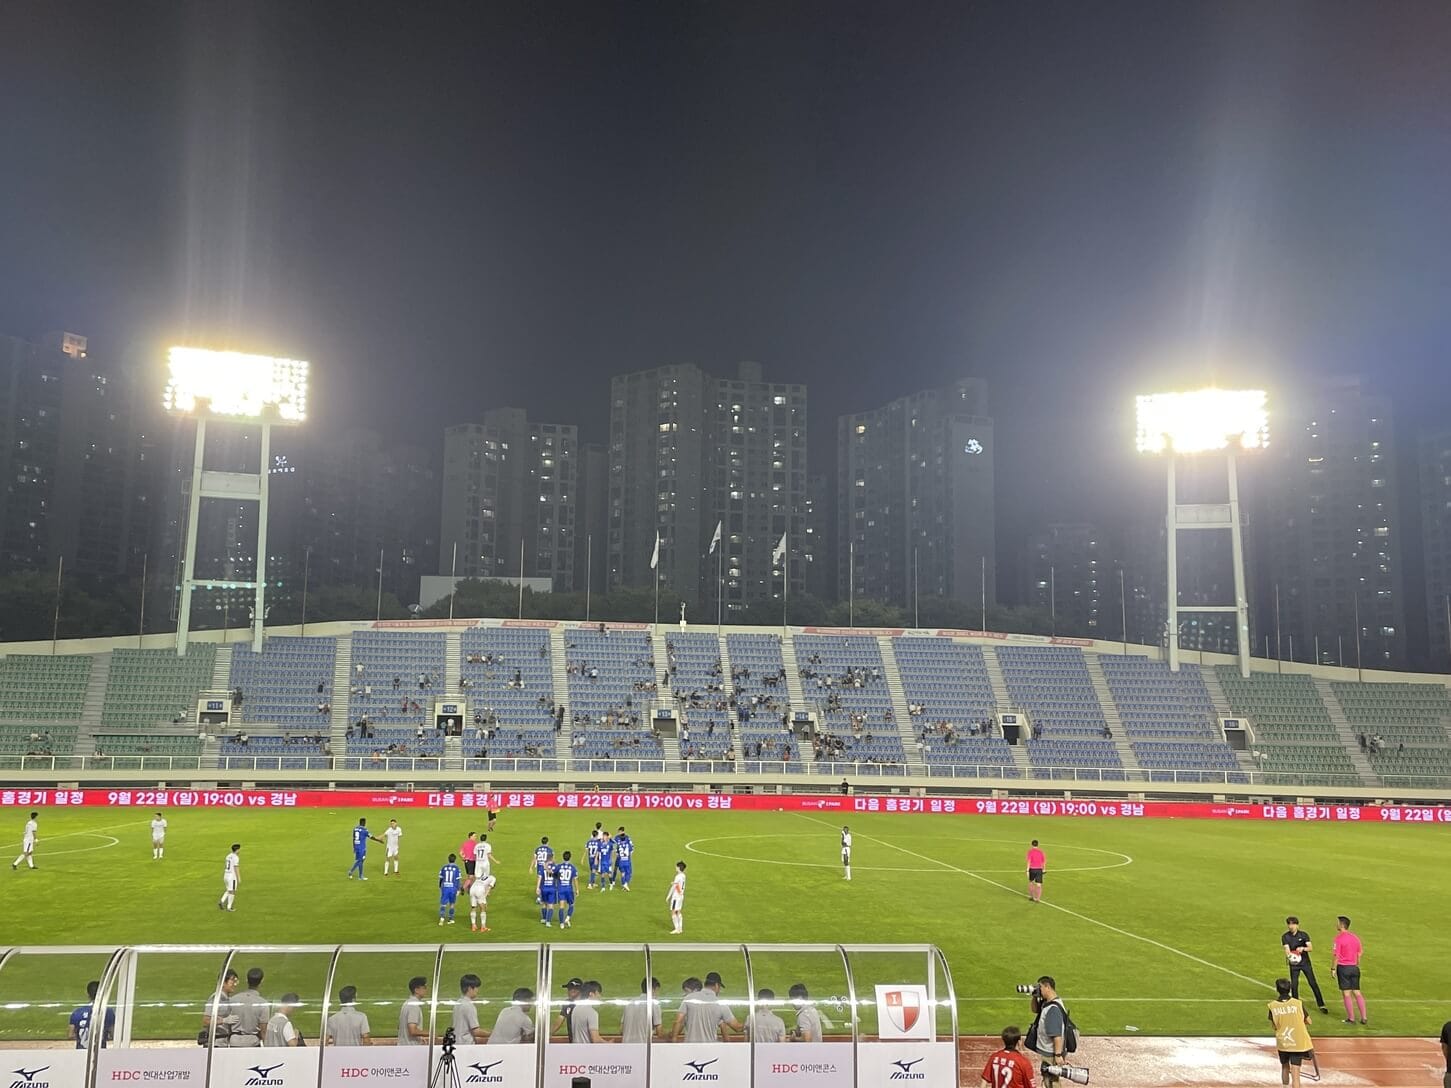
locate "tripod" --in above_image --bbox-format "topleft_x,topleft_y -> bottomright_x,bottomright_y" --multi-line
430,1028 -> 461,1088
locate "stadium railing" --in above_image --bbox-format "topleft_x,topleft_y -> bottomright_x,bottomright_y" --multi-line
4,751 -> 1445,791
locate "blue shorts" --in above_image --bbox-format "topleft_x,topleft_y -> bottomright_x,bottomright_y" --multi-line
559,890 -> 575,905
440,889 -> 458,905
617,861 -> 633,882
541,889 -> 557,905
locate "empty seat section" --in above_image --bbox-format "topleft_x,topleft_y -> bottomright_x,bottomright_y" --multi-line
230,636 -> 337,730
894,638 -> 1016,776
221,730 -> 329,770
0,654 -> 91,721
102,646 -> 216,730
1098,656 -> 1239,772
93,733 -> 202,768
995,646 -> 1120,775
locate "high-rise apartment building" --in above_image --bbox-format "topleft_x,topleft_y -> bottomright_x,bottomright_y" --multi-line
608,362 -> 807,614
440,409 -> 576,591
1024,523 -> 1104,637
0,332 -> 149,579
1417,428 -> 1451,668
1258,376 -> 1405,667
837,378 -> 995,610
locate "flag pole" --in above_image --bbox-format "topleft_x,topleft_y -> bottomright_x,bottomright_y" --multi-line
51,555 -> 63,654
782,532 -> 789,633
654,534 -> 661,628
518,537 -> 525,619
717,539 -> 723,633
448,541 -> 457,620
585,533 -> 592,622
138,551 -> 148,648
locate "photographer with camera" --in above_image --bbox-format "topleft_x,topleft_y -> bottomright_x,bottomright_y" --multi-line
1023,977 -> 1079,1088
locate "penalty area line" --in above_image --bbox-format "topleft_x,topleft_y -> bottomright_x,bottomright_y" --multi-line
797,813 -> 1272,993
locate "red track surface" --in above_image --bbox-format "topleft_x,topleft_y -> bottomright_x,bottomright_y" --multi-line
957,1035 -> 1446,1087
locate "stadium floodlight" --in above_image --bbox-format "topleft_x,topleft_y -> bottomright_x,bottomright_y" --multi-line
1135,388 -> 1267,678
163,346 -> 309,423
1134,388 -> 1268,455
168,347 -> 309,656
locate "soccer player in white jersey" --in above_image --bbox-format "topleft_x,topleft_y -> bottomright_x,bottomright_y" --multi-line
469,871 -> 497,932
12,811 -> 38,870
476,833 -> 496,879
150,812 -> 168,860
218,843 -> 241,911
841,825 -> 852,881
382,818 -> 403,875
667,860 -> 687,934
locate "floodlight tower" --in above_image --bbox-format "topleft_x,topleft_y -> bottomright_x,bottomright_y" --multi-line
163,347 -> 309,655
1135,389 -> 1269,678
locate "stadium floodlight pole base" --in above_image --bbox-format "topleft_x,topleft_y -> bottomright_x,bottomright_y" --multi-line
174,416 -> 273,655
1163,453 -> 1252,678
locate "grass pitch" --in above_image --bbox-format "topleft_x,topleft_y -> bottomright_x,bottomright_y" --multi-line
1,805 -> 1446,1044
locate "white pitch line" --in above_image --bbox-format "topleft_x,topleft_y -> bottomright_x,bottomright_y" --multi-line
0,818 -> 148,852
797,813 -> 1273,992
685,833 -> 1133,875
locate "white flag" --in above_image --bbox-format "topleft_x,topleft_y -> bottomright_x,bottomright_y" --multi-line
772,531 -> 787,564
709,520 -> 722,555
650,530 -> 660,570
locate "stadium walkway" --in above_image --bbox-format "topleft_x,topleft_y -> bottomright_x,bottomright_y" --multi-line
957,1035 -> 1445,1087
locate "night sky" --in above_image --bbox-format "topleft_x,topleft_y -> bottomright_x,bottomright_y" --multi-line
3,1 -> 1450,541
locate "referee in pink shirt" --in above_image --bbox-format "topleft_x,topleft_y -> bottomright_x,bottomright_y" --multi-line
1332,915 -> 1367,1024
459,831 -> 479,888
1025,840 -> 1046,903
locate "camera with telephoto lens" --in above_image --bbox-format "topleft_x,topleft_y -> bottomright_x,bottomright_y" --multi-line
1042,1063 -> 1089,1085
1015,983 -> 1041,996
441,1026 -> 456,1054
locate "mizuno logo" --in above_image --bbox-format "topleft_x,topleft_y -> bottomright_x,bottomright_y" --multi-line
683,1057 -> 720,1080
244,1061 -> 286,1086
11,1068 -> 49,1087
249,1065 -> 284,1078
466,1060 -> 505,1083
890,1056 -> 928,1079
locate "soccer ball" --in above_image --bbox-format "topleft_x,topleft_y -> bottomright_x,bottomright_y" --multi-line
1287,954 -> 1302,965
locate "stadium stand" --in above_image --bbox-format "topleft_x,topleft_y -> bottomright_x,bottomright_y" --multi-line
461,627 -> 558,729
894,638 -> 1018,776
93,733 -> 203,769
666,632 -> 734,763
726,633 -> 799,769
794,634 -> 906,771
0,654 -> 91,722
349,631 -> 447,727
102,646 -> 216,730
229,636 -> 337,729
0,723 -> 78,765
1214,667 -> 1359,780
221,731 -> 330,770
1098,657 -> 1242,781
1331,679 -> 1451,785
997,646 -> 1123,777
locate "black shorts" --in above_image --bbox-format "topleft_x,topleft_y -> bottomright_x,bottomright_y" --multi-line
1336,965 -> 1361,990
487,810 -> 498,821
1028,868 -> 1044,882
464,860 -> 476,876
1278,1050 -> 1312,1066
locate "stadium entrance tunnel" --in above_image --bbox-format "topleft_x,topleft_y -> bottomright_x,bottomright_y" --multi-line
0,942 -> 960,1086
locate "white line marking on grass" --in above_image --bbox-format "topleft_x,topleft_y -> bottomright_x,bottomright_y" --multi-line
797,813 -> 1273,992
0,819 -> 147,851
40,834 -> 121,858
685,834 -> 947,873
686,833 -> 1133,874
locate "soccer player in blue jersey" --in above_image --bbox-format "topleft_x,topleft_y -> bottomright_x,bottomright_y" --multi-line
531,837 -> 554,904
538,860 -> 558,926
348,818 -> 383,880
611,826 -> 634,891
438,853 -> 462,926
555,851 -> 579,929
586,830 -> 605,889
596,831 -> 615,892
